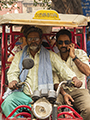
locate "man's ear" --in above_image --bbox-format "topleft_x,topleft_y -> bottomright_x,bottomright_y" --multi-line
26,39 -> 28,44
40,38 -> 43,44
56,41 -> 58,46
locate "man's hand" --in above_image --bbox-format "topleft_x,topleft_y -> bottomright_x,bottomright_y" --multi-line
68,43 -> 75,59
64,93 -> 74,106
72,77 -> 82,88
8,80 -> 18,90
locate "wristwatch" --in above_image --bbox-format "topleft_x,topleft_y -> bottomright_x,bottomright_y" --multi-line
72,56 -> 78,61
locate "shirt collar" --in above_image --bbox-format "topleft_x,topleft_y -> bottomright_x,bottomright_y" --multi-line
57,52 -> 71,62
26,47 -> 41,56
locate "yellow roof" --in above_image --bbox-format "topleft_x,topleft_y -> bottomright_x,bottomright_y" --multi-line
0,10 -> 88,27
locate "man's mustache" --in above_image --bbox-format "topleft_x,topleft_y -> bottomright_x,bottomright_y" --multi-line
61,47 -> 70,52
30,42 -> 38,46
61,47 -> 67,49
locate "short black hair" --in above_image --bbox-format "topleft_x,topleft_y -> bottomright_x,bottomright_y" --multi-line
56,29 -> 72,42
24,26 -> 43,39
87,32 -> 90,40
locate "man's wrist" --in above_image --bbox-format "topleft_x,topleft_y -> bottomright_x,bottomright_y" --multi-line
61,87 -> 66,95
63,93 -> 68,97
72,76 -> 77,80
72,55 -> 78,61
71,55 -> 75,59
72,76 -> 77,83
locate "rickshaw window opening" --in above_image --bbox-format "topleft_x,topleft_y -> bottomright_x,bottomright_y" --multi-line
7,49 -> 15,56
7,35 -> 24,48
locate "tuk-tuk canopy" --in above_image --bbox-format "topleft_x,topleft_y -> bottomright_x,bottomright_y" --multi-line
0,10 -> 88,27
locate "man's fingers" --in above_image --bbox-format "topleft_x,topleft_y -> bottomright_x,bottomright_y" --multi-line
71,43 -> 75,47
65,99 -> 73,106
69,43 -> 74,48
64,94 -> 74,106
75,81 -> 82,88
72,77 -> 83,88
68,101 -> 73,106
69,96 -> 74,102
9,80 -> 18,90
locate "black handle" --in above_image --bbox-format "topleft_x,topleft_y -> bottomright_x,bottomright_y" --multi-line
65,80 -> 74,87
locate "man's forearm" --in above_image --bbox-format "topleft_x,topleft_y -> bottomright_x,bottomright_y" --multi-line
60,87 -> 66,96
73,57 -> 90,76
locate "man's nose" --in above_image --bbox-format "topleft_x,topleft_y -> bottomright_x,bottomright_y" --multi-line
31,39 -> 36,42
62,41 -> 65,46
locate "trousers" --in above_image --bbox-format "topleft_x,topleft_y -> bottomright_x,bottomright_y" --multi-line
57,88 -> 90,120
1,91 -> 32,118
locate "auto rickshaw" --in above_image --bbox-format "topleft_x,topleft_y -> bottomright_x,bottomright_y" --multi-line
0,9 -> 88,120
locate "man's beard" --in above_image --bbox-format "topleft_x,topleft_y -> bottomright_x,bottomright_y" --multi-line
29,42 -> 41,51
29,46 -> 38,51
59,47 -> 68,53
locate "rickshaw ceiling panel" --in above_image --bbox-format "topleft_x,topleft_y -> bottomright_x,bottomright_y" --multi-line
0,10 -> 88,27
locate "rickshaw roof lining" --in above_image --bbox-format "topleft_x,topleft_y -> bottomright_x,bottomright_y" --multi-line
0,12 -> 87,27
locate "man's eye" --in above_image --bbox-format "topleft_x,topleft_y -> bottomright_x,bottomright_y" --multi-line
65,41 -> 70,45
58,41 -> 63,44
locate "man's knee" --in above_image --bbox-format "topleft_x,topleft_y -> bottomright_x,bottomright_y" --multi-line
56,94 -> 64,105
81,107 -> 90,120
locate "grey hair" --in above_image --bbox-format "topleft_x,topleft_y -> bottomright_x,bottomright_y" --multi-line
22,26 -> 43,39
